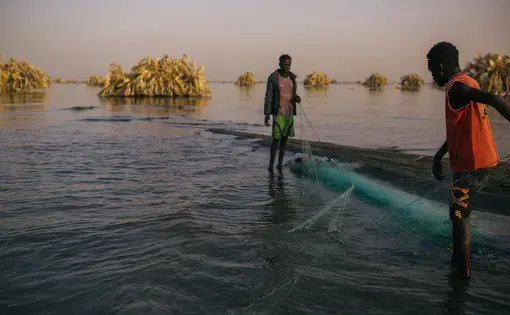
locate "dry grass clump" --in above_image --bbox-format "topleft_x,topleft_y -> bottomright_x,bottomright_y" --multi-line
99,54 -> 211,97
303,72 -> 331,88
85,75 -> 104,86
0,55 -> 51,93
464,52 -> 510,97
396,73 -> 424,91
53,78 -> 82,84
235,72 -> 256,86
362,73 -> 388,90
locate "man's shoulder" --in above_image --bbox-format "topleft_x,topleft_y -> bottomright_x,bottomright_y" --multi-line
268,70 -> 279,81
448,81 -> 473,109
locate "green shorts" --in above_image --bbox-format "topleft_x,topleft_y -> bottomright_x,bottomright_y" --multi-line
272,113 -> 295,140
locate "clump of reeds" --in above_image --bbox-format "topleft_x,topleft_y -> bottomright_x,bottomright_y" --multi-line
397,73 -> 424,91
464,52 -> 510,97
53,78 -> 82,84
99,54 -> 211,97
0,55 -> 51,93
362,73 -> 388,90
303,72 -> 332,88
235,72 -> 256,86
85,75 -> 104,86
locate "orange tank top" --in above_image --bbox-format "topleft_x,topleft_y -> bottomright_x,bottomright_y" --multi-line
445,72 -> 499,173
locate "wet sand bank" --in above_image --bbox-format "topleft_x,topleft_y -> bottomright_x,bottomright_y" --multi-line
208,128 -> 510,216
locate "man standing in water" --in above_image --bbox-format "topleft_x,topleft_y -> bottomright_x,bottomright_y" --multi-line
427,42 -> 510,278
264,54 -> 301,172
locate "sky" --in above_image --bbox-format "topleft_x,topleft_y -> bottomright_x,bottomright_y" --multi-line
1,0 -> 509,82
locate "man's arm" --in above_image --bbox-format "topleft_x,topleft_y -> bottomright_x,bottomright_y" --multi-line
434,140 -> 448,161
449,81 -> 510,122
264,80 -> 273,118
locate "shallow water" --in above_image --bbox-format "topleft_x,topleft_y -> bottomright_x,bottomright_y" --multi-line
1,84 -> 510,315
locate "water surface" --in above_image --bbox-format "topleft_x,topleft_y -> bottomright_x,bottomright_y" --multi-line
1,84 -> 510,315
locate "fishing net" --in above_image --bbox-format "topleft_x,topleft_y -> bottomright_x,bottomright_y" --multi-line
238,101 -> 510,314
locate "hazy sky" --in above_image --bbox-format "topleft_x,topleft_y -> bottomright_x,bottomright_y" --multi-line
1,0 -> 509,81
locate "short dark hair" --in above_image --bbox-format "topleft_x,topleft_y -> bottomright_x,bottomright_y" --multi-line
426,42 -> 460,68
279,54 -> 292,63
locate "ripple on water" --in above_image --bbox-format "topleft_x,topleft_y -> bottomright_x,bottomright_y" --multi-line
1,116 -> 510,315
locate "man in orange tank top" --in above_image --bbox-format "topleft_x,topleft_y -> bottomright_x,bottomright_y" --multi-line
427,42 -> 510,278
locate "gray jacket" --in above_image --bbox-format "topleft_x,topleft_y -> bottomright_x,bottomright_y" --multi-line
263,70 -> 298,116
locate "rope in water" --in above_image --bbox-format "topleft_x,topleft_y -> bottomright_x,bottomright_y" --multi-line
241,103 -> 510,313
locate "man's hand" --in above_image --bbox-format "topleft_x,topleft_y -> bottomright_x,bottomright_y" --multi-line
264,115 -> 270,127
295,95 -> 301,104
432,157 -> 444,180
432,140 -> 448,180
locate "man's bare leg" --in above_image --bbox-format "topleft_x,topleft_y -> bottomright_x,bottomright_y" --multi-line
276,136 -> 288,171
268,138 -> 279,172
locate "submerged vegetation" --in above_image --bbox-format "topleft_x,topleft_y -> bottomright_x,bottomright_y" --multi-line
0,55 -> 51,93
464,52 -> 510,97
396,73 -> 424,91
0,91 -> 47,104
235,72 -> 256,86
85,75 -> 104,86
362,73 -> 388,90
99,54 -> 211,97
303,72 -> 332,88
53,78 -> 82,84
100,96 -> 211,115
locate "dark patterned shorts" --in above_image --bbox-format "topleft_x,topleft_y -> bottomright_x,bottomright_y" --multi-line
449,168 -> 491,220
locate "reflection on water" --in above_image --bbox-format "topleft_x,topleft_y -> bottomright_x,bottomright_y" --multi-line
0,92 -> 47,104
304,87 -> 329,99
367,88 -> 386,98
0,103 -> 47,113
99,96 -> 212,107
100,96 -> 212,115
267,173 -> 296,224
260,173 -> 297,278
104,104 -> 206,116
441,274 -> 470,315
238,86 -> 255,100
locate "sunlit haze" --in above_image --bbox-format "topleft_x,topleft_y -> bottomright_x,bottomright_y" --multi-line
1,0 -> 509,82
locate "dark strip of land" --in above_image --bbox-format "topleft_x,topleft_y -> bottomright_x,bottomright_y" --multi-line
208,128 -> 510,216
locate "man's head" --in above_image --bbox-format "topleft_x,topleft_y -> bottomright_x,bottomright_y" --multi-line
279,54 -> 292,74
426,42 -> 461,87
